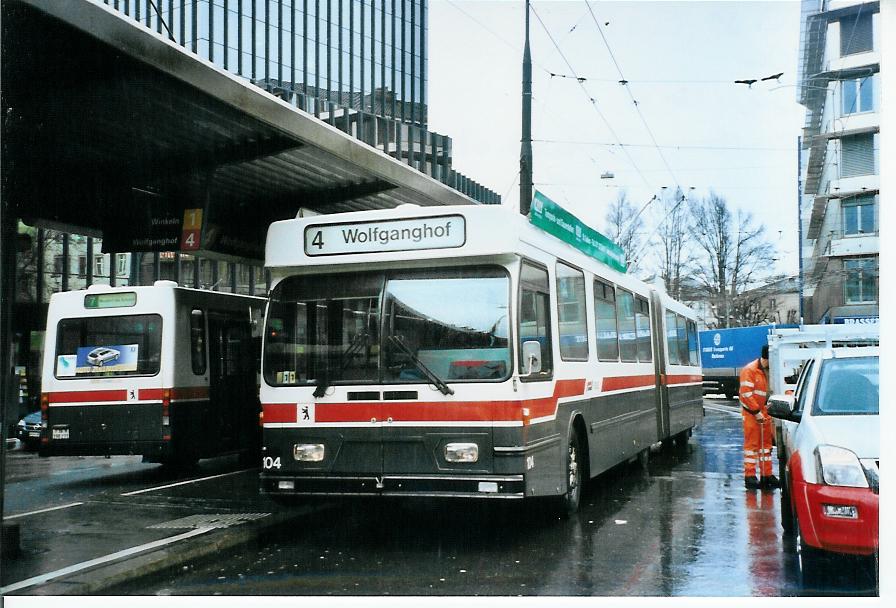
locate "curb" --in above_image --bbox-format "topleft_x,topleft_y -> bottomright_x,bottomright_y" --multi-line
24,504 -> 325,595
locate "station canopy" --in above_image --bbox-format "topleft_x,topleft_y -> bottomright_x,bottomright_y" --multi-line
1,0 -> 477,262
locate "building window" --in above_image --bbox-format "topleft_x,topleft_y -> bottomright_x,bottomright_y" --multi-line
840,134 -> 874,178
844,257 -> 877,304
53,255 -> 65,275
841,76 -> 874,115
95,255 -> 105,277
78,256 -> 88,278
117,254 -> 128,276
842,195 -> 875,235
840,12 -> 873,56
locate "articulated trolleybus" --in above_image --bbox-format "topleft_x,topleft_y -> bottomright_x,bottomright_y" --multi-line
260,203 -> 701,512
41,281 -> 265,466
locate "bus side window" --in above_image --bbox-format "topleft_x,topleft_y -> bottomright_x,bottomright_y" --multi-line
687,320 -> 699,366
635,296 -> 652,363
556,262 -> 588,361
190,309 -> 206,375
593,279 -> 619,361
519,261 -> 553,378
676,314 -> 689,365
616,288 -> 637,362
665,311 -> 681,365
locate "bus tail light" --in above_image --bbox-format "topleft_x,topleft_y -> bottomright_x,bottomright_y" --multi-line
259,410 -> 264,427
41,394 -> 49,423
161,389 -> 171,426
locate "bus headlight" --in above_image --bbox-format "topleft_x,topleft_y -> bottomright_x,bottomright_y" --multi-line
293,443 -> 325,462
444,442 -> 479,463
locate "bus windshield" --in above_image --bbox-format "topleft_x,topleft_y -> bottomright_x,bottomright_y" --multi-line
55,315 -> 163,378
264,267 -> 511,387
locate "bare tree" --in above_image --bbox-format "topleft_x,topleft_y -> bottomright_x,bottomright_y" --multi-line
649,187 -> 695,300
690,192 -> 776,328
604,190 -> 643,273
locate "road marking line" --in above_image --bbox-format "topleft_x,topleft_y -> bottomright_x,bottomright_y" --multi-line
0,527 -> 212,594
704,404 -> 741,417
120,468 -> 253,496
3,502 -> 84,520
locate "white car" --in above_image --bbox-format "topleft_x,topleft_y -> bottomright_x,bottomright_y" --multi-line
767,346 -> 879,581
86,347 -> 121,367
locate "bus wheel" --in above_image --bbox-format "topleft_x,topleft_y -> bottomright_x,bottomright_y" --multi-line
557,429 -> 583,517
637,448 -> 649,472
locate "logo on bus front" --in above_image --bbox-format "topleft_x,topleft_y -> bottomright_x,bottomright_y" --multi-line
304,215 -> 466,256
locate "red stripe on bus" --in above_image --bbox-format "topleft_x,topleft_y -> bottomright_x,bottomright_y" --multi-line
47,387 -> 211,404
262,379 -> 586,424
664,374 -> 702,385
263,403 -> 298,423
601,375 -> 656,392
171,386 -> 210,400
47,390 -> 127,403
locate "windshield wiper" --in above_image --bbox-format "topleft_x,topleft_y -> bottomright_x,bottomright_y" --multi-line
387,335 -> 454,396
313,332 -> 369,398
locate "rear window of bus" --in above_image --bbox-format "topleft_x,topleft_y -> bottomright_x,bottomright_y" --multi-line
55,315 -> 163,379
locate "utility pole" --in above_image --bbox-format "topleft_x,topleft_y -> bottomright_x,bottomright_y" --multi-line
519,0 -> 533,216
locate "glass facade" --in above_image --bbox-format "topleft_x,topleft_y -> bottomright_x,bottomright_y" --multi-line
104,0 -> 498,204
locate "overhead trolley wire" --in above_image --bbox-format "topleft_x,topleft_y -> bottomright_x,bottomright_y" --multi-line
529,3 -> 655,192
582,0 -> 684,194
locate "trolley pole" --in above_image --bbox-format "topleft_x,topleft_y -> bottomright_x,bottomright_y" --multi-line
519,0 -> 533,216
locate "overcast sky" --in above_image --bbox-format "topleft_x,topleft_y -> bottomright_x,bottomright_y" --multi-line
428,0 -> 806,278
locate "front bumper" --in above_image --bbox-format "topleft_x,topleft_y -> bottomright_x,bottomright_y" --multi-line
796,481 -> 879,555
260,473 -> 526,499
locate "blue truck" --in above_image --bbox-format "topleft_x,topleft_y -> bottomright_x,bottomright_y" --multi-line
699,325 -> 797,399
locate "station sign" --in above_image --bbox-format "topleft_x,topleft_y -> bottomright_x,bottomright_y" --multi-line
529,191 -> 626,273
303,215 -> 466,256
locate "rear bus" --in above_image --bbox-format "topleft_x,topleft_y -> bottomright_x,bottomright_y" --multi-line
40,281 -> 264,465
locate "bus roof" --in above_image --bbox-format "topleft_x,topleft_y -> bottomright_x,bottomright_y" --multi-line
47,281 -> 266,307
265,203 -> 693,314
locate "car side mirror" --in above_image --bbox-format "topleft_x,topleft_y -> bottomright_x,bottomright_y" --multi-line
767,394 -> 799,422
521,340 -> 542,375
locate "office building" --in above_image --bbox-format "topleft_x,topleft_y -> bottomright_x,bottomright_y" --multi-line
797,0 -> 880,323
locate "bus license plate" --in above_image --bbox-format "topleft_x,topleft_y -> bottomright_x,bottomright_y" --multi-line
52,428 -> 69,440
28,431 -> 40,438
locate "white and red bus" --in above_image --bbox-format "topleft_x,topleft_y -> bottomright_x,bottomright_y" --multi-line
259,203 -> 701,512
40,281 -> 265,466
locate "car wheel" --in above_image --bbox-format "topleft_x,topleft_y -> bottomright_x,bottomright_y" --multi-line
796,517 -> 827,587
779,470 -> 795,533
556,428 -> 583,518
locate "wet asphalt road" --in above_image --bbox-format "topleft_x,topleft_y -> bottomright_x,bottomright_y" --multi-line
101,400 -> 878,597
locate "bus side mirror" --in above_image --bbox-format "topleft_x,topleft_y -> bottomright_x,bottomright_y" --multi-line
521,341 -> 542,375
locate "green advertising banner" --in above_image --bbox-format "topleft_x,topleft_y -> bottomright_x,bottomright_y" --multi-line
529,190 -> 627,273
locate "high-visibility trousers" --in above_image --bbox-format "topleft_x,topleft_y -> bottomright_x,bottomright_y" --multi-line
742,413 -> 774,478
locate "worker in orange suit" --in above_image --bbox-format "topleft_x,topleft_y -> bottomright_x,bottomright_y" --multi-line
740,344 -> 779,490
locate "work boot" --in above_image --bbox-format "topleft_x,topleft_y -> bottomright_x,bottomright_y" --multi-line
744,476 -> 761,490
761,475 -> 780,489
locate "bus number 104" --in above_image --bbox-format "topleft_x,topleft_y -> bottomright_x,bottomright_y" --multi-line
262,456 -> 282,470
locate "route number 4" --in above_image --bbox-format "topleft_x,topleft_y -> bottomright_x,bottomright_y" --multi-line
262,456 -> 282,470
310,231 -> 324,250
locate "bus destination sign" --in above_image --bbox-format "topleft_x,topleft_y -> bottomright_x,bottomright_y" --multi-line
304,215 -> 466,256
